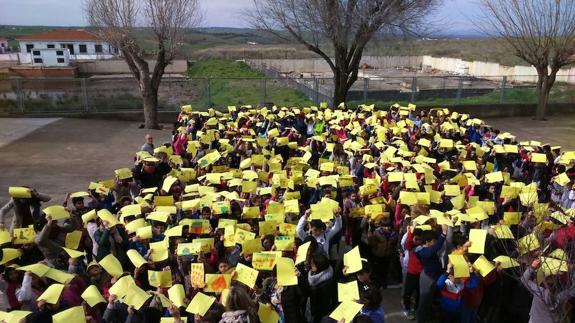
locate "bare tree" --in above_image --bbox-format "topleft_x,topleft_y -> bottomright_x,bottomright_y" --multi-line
86,0 -> 201,128
480,0 -> 575,120
248,0 -> 439,107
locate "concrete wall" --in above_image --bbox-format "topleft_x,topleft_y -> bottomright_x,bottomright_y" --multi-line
247,56 -> 422,74
422,55 -> 575,84
77,59 -> 188,75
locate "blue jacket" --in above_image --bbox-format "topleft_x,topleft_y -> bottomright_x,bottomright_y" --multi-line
415,233 -> 446,278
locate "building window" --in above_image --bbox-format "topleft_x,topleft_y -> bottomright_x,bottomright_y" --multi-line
32,50 -> 41,56
60,44 -> 67,48
95,44 -> 103,53
26,44 -> 34,53
47,44 -> 55,48
57,58 -> 65,63
79,44 -> 87,53
56,50 -> 64,56
33,58 -> 43,64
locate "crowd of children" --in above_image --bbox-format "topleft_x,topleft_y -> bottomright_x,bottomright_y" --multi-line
0,103 -> 574,323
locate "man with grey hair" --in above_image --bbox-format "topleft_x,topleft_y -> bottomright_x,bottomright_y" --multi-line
140,134 -> 154,154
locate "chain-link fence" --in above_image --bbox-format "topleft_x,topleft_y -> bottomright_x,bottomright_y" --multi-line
0,74 -> 574,114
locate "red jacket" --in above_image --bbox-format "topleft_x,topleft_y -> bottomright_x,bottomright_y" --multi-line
405,230 -> 423,274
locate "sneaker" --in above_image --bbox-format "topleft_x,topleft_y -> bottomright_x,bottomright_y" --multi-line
403,310 -> 410,319
407,310 -> 416,320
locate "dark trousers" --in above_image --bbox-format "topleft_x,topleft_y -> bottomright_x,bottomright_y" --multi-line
402,272 -> 420,311
371,255 -> 391,288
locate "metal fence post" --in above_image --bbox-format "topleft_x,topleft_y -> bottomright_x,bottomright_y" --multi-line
262,77 -> 267,104
456,78 -> 463,104
81,78 -> 89,112
206,78 -> 211,108
15,78 -> 24,113
363,78 -> 368,104
314,78 -> 319,104
410,77 -> 417,102
499,76 -> 507,104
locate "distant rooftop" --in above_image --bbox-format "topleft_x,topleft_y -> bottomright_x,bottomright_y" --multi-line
17,29 -> 100,42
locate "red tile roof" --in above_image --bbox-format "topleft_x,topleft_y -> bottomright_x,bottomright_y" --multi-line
17,29 -> 101,42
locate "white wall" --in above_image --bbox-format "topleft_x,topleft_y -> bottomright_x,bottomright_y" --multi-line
19,40 -> 115,55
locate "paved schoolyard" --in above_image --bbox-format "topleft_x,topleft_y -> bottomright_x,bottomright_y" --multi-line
0,118 -> 173,206
1,114 -> 574,323
483,114 -> 575,151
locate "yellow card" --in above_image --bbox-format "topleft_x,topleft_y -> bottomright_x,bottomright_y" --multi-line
100,254 -> 124,278
473,255 -> 495,277
485,171 -> 503,183
148,270 -> 173,288
252,252 -> 277,270
43,205 -> 70,220
295,241 -> 311,265
81,285 -> 106,307
493,255 -> 519,268
258,302 -> 280,323
13,226 -> 36,244
127,249 -> 147,268
186,292 -> 215,316
243,206 -> 261,219
329,301 -> 363,323
276,257 -> 298,286
399,191 -> 417,206
168,284 -> 186,308
338,280 -> 360,302
242,238 -> 263,255
518,233 -> 540,255
64,230 -> 83,249
468,229 -> 487,254
343,246 -> 362,274
53,306 -> 85,323
204,274 -> 231,293
448,254 -> 470,278
444,185 -> 461,197
191,263 -> 205,288
38,283 -> 65,304
8,186 -> 32,198
274,236 -> 295,251
234,263 -> 259,289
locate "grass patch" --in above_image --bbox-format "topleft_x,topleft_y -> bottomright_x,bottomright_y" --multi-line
188,59 -> 314,109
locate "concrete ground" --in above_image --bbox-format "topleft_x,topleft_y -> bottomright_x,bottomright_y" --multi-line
1,114 -> 574,322
0,118 -> 173,206
484,114 -> 575,151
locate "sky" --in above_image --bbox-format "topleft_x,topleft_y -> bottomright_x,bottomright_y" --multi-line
0,0 -> 481,34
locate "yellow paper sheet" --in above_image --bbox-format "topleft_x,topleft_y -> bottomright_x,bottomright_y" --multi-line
99,254 -> 124,278
338,280 -> 360,302
53,306 -> 85,323
191,263 -> 205,288
37,283 -> 65,304
252,252 -> 277,270
276,257 -> 298,286
329,301 -> 363,323
204,274 -> 231,293
343,246 -> 362,274
186,292 -> 215,316
81,285 -> 106,307
234,263 -> 259,289
448,254 -> 470,278
258,303 -> 280,323
168,284 -> 186,307
468,229 -> 487,254
473,255 -> 495,277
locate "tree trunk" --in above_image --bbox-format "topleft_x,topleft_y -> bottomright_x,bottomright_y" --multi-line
142,86 -> 160,129
332,68 -> 350,108
535,70 -> 556,121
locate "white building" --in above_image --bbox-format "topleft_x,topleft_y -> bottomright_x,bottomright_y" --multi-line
17,29 -> 117,64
